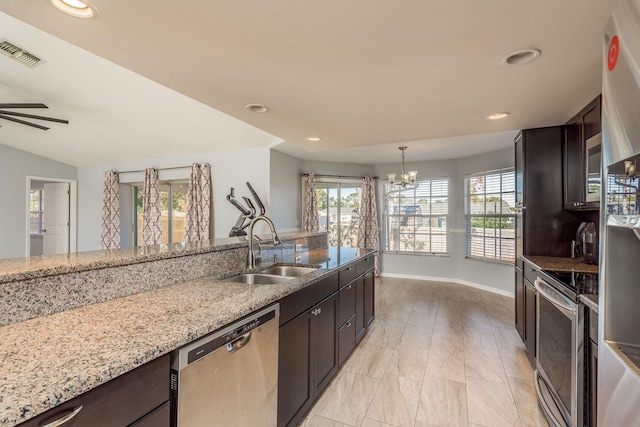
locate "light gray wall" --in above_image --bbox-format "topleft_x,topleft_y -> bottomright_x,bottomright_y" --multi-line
270,150 -> 302,231
456,147 -> 515,294
77,148 -> 271,252
375,147 -> 515,295
0,143 -> 77,259
375,159 -> 461,283
300,160 -> 376,177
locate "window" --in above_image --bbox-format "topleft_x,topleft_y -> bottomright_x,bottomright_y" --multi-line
465,168 -> 515,262
29,189 -> 44,235
315,180 -> 361,248
133,181 -> 188,246
384,178 -> 449,254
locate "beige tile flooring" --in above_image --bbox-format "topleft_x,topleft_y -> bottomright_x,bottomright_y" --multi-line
299,277 -> 549,427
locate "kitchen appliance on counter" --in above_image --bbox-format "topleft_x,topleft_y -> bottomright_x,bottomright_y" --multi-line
600,1 -> 640,425
533,269 -> 598,427
572,222 -> 598,265
170,304 -> 279,427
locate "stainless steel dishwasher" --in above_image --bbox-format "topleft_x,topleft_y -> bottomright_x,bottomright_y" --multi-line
170,304 -> 279,427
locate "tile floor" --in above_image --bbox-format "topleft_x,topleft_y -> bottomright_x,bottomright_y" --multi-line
299,277 -> 549,427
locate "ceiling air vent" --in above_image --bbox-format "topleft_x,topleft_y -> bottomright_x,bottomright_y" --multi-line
0,38 -> 45,68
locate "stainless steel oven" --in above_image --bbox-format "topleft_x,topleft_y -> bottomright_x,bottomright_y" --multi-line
534,277 -> 584,427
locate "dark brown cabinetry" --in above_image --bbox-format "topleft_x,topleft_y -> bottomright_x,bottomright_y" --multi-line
18,355 -> 170,427
277,274 -> 339,427
278,310 -> 314,427
278,294 -> 339,427
564,95 -> 602,210
515,259 -> 537,365
311,293 -> 339,397
277,257 -> 375,427
515,127 -> 583,260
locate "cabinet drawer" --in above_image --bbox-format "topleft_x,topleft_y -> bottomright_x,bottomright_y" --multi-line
19,354 -> 170,427
523,259 -> 539,285
338,314 -> 357,367
339,264 -> 357,287
129,401 -> 170,427
338,281 -> 356,327
356,255 -> 374,277
280,273 -> 339,326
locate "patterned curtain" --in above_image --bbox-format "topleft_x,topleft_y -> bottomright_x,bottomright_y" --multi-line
142,168 -> 162,246
357,176 -> 381,276
303,173 -> 319,232
185,163 -> 212,242
100,170 -> 120,249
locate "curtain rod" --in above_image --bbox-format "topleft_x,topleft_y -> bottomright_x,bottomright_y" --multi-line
301,173 -> 378,180
118,165 -> 193,174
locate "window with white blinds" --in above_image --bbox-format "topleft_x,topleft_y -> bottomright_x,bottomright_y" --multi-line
383,178 -> 449,254
464,168 -> 515,263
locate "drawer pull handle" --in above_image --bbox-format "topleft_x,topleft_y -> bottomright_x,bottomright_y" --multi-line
346,284 -> 352,290
345,321 -> 352,328
42,406 -> 83,427
312,308 -> 322,316
345,267 -> 352,271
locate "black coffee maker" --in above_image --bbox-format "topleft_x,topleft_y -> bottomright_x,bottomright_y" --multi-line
572,222 -> 598,264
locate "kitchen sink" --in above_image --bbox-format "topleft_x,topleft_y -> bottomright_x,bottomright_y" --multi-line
223,273 -> 294,285
260,265 -> 319,277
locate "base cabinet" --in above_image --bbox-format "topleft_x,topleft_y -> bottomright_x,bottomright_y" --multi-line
277,312 -> 314,427
18,355 -> 170,427
277,258 -> 376,427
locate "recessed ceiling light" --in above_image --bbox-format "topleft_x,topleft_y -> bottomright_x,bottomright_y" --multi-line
501,49 -> 541,66
50,0 -> 97,18
487,112 -> 510,120
245,104 -> 268,113
305,137 -> 321,142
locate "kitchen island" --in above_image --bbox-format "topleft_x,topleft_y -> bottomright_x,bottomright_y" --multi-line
0,233 -> 375,427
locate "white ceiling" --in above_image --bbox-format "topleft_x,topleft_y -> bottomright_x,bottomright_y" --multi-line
0,0 -> 617,166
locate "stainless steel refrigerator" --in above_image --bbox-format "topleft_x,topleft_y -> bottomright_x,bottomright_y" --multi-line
600,0 -> 640,424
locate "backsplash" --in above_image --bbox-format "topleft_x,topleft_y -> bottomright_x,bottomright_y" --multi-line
0,232 -> 328,327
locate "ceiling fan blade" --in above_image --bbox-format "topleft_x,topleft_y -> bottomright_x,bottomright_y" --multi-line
0,110 -> 68,124
0,113 -> 50,130
0,103 -> 48,109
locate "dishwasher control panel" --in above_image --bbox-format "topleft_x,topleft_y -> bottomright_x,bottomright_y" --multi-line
187,308 -> 277,365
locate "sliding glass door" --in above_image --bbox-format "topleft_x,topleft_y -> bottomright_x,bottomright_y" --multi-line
315,180 -> 361,248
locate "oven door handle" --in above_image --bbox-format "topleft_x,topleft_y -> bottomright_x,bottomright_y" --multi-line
534,278 -> 577,315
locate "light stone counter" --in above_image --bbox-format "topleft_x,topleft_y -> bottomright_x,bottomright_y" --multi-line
0,232 -> 327,284
0,247 -> 376,427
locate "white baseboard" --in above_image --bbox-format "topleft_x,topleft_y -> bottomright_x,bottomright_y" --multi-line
380,272 -> 514,298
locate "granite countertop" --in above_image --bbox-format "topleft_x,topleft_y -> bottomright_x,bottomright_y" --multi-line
523,255 -> 599,274
0,231 -> 327,284
0,247 -> 375,427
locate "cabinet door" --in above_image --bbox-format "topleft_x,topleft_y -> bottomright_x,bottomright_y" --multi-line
515,267 -> 525,341
564,115 -> 583,209
524,280 -> 536,366
311,293 -> 339,399
355,275 -> 366,343
277,313 -> 313,427
338,314 -> 357,367
515,132 -> 524,263
364,271 -> 375,327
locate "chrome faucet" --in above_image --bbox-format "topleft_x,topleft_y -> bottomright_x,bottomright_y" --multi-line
247,215 -> 281,269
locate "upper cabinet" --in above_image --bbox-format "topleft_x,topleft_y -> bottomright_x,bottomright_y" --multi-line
563,95 -> 602,210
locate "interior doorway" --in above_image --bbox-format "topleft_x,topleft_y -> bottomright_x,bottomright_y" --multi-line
26,176 -> 77,257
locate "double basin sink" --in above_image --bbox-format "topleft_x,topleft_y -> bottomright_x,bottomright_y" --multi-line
223,265 -> 319,285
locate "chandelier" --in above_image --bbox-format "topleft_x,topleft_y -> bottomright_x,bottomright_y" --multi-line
387,146 -> 417,189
